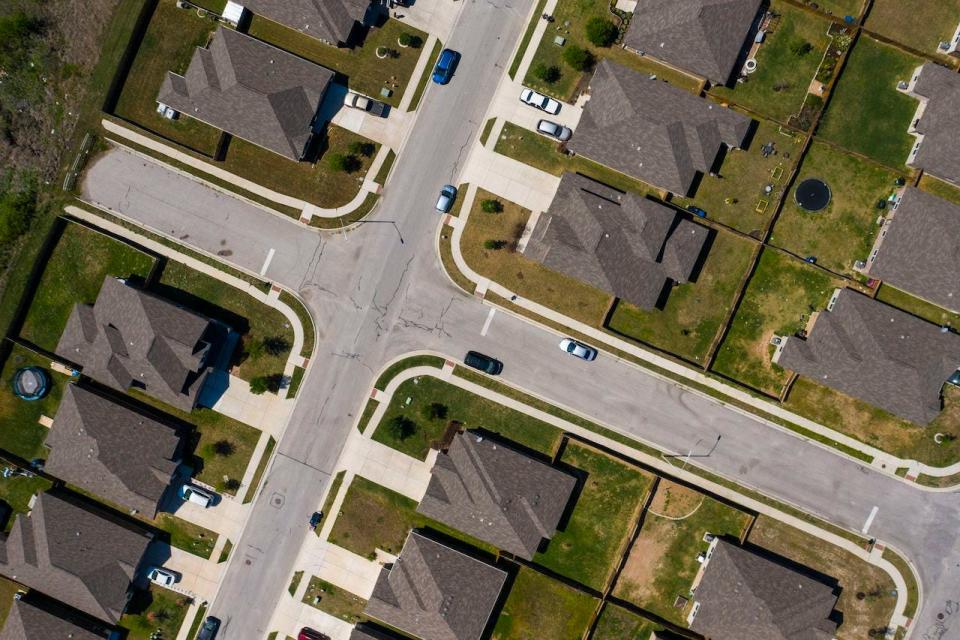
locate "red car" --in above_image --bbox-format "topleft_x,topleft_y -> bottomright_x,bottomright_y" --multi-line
298,628 -> 330,640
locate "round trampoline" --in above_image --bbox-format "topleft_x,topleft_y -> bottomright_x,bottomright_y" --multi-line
12,367 -> 49,401
795,178 -> 832,212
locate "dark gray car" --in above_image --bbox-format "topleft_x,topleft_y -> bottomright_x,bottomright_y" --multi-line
464,351 -> 503,375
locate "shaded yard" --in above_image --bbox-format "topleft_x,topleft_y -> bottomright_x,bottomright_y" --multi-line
155,513 -> 218,559
303,577 -> 366,624
769,141 -> 901,276
865,0 -> 960,63
918,174 -> 960,207
592,605 -> 662,640
492,567 -> 597,640
0,343 -> 70,460
119,585 -> 191,640
711,249 -> 840,395
0,578 -> 19,629
0,474 -> 52,525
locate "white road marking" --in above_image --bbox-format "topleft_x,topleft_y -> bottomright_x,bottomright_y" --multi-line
861,506 -> 879,534
259,248 -> 276,276
480,307 -> 497,336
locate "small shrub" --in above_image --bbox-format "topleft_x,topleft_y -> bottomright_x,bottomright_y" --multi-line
213,440 -> 235,457
387,415 -> 417,441
223,478 -> 241,491
421,402 -> 448,421
480,198 -> 503,213
329,153 -> 362,173
348,141 -> 375,157
563,45 -> 595,71
483,239 -> 507,250
533,63 -> 561,83
398,32 -> 423,48
791,39 -> 813,56
262,336 -> 290,356
250,374 -> 284,395
585,17 -> 618,47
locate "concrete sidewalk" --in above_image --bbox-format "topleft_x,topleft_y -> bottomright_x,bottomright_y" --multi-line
461,146 -> 559,212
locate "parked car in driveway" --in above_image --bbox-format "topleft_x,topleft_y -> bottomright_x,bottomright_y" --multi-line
520,88 -> 560,114
197,616 -> 221,640
559,338 -> 598,361
536,119 -> 572,141
464,351 -> 503,375
343,91 -> 387,117
146,566 -> 179,587
179,484 -> 216,508
436,184 -> 458,212
432,49 -> 460,85
298,628 -> 330,640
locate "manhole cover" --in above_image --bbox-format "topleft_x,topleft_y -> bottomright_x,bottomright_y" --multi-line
270,492 -> 285,509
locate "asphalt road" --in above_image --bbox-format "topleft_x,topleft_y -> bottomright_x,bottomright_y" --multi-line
83,7 -> 960,640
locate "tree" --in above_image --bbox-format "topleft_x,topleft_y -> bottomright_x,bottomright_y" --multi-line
791,39 -> 813,56
563,46 -> 595,71
585,17 -> 618,47
484,239 -> 507,250
262,336 -> 290,356
387,415 -> 417,441
213,440 -> 235,457
481,198 -> 503,213
533,63 -> 561,83
421,402 -> 448,421
348,141 -> 375,157
328,153 -> 362,173
398,32 -> 422,48
249,374 -> 283,395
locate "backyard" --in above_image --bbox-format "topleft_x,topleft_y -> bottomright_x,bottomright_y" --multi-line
810,0 -> 864,18
816,36 -> 921,168
0,343 -> 69,460
865,0 -> 960,64
302,576 -> 367,624
769,141 -> 902,276
592,605 -> 662,640
875,284 -> 960,329
118,585 -> 191,640
614,480 -> 753,626
711,248 -> 841,395
918,174 -> 960,206
534,443 -> 654,591
0,474 -> 52,523
492,567 -> 597,640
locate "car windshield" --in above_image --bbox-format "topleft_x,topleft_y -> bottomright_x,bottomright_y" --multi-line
565,342 -> 576,352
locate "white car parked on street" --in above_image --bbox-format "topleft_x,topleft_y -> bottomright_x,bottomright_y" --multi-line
559,338 -> 598,361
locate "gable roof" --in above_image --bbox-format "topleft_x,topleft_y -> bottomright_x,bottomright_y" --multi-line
349,625 -> 402,640
624,0 -> 764,84
55,277 -> 216,412
158,27 -> 334,160
46,385 -> 182,518
525,172 -> 710,309
239,0 -> 371,45
0,494 -> 152,624
691,540 -> 839,640
909,63 -> 960,185
568,60 -> 752,195
868,187 -> 960,313
416,431 -> 576,560
0,599 -> 108,640
777,289 -> 960,425
364,532 -> 507,640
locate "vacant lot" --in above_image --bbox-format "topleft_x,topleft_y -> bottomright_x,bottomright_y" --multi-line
865,0 -> 960,63
592,605 -> 662,640
615,480 -> 752,626
711,1 -> 832,123
712,249 -> 840,395
119,585 -> 190,640
535,443 -> 654,590
817,36 -> 921,168
770,142 -> 901,275
492,567 -> 597,640
0,343 -> 69,460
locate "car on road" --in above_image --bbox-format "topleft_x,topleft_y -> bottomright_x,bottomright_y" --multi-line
146,566 -> 179,587
536,119 -> 572,141
464,351 -> 503,375
435,184 -> 458,213
197,616 -> 221,640
520,88 -> 560,114
179,484 -> 216,508
559,338 -> 598,361
432,49 -> 460,85
686,205 -> 708,218
343,91 -> 387,117
309,511 -> 323,529
298,628 -> 330,640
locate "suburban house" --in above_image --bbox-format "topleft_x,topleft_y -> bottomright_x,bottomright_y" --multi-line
46,385 -> 184,518
526,172 -> 710,310
774,289 -> 960,425
0,493 -> 153,624
0,598 -> 113,640
224,0 -> 372,47
623,0 -> 764,85
56,276 -> 221,412
364,532 -> 507,640
689,539 -> 839,640
901,62 -> 960,187
350,624 -> 400,640
865,187 -> 960,314
569,60 -> 753,196
416,431 -> 576,560
157,26 -> 335,161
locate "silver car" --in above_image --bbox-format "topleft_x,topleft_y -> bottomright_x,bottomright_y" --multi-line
520,88 -> 561,114
559,338 -> 598,361
436,184 -> 458,213
536,119 -> 572,141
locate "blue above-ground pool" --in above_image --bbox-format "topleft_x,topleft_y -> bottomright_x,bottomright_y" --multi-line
12,367 -> 49,401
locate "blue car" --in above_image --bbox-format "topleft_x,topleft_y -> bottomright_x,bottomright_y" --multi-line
432,49 -> 460,85
686,205 -> 708,218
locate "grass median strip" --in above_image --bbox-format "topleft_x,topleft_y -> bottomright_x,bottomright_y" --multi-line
243,436 -> 276,504
278,291 -> 315,359
408,39 -> 443,112
508,0 -> 548,79
373,355 -> 445,391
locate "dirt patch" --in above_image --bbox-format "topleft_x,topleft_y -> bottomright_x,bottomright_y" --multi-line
614,531 -> 669,603
648,480 -> 702,519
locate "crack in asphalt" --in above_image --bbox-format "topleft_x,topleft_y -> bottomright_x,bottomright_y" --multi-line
371,255 -> 414,338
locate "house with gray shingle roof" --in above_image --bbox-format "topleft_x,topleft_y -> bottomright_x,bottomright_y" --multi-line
157,27 -> 335,161
349,624 -> 401,640
865,187 -> 960,314
56,277 -> 220,412
0,493 -> 153,624
0,599 -> 112,640
774,289 -> 960,425
689,539 -> 839,640
526,172 -> 710,309
46,385 -> 183,518
233,0 -> 372,46
623,0 -> 764,85
364,532 -> 507,640
568,60 -> 753,196
902,62 -> 960,187
416,431 -> 576,560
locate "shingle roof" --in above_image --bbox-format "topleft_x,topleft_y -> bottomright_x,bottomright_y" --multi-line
0,494 -> 152,624
624,0 -> 763,84
777,289 -> 960,425
525,172 -> 710,309
46,385 -> 182,518
416,431 -> 576,560
349,625 -> 402,640
240,0 -> 370,45
909,63 -> 960,185
568,60 -> 752,195
364,532 -> 507,640
0,599 -> 108,640
868,187 -> 960,313
691,540 -> 839,640
157,27 -> 334,160
56,277 -> 217,412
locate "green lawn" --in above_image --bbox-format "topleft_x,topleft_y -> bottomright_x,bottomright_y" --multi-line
810,0 -> 865,18
302,577 -> 367,624
711,249 -> 840,395
155,513 -> 218,559
242,436 -> 274,504
408,39 -> 443,112
509,0 -> 549,79
535,443 -> 654,591
119,585 -> 191,640
372,375 -> 563,460
328,476 -> 497,559
615,480 -> 753,626
918,174 -> 960,206
592,605 -> 662,640
151,260 -> 293,382
0,475 -> 52,524
373,355 -> 445,391
865,0 -> 960,62
817,36 -> 921,168
606,229 -> 757,364
492,567 -> 597,640
711,1 -> 833,123
0,578 -> 19,630
673,118 -> 803,236
875,284 -> 960,328
20,221 -> 155,352
0,343 -> 70,460
278,291 -> 315,358
769,141 -> 901,275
